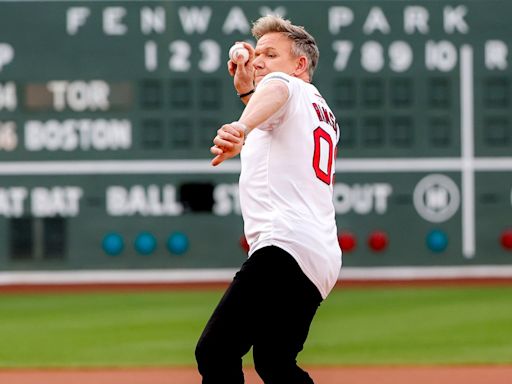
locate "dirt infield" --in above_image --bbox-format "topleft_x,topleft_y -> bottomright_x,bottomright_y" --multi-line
2,277 -> 512,295
1,366 -> 512,384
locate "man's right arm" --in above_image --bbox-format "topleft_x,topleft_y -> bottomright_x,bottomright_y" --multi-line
228,42 -> 255,105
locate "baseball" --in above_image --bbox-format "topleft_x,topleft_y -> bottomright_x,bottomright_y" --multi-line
229,43 -> 249,63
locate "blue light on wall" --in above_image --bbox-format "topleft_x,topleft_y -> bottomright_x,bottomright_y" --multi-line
167,232 -> 189,255
426,229 -> 448,253
102,233 -> 124,256
134,232 -> 157,255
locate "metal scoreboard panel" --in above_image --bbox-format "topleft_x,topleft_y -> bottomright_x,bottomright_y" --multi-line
0,0 -> 511,272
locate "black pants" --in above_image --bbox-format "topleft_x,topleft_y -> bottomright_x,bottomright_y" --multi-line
195,246 -> 322,384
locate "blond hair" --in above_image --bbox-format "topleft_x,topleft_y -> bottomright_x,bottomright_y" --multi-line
251,15 -> 319,81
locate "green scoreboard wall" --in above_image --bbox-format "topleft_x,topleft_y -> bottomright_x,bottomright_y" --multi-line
0,0 -> 511,272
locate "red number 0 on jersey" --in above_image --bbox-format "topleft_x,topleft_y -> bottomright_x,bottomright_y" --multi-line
312,127 -> 334,185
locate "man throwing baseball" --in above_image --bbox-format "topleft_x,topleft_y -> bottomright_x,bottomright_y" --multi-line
195,15 -> 342,384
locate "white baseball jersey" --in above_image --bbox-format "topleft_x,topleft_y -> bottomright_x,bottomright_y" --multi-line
239,72 -> 342,299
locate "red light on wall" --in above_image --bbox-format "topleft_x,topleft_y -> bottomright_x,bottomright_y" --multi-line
338,232 -> 357,252
501,229 -> 512,250
368,231 -> 388,252
239,235 -> 250,253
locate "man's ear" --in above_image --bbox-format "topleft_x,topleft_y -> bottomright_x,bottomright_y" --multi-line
294,56 -> 309,77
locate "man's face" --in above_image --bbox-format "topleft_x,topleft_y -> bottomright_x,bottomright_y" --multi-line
253,32 -> 298,86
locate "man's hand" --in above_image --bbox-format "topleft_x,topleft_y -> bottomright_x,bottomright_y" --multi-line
210,123 -> 245,166
227,42 -> 255,98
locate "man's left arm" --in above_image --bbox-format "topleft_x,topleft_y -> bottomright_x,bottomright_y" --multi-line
238,79 -> 289,135
211,80 -> 289,166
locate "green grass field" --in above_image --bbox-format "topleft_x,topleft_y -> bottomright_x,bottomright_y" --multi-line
0,285 -> 511,368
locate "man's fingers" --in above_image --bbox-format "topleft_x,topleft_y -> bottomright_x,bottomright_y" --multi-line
218,126 -> 240,137
240,42 -> 255,57
213,137 -> 234,149
210,145 -> 223,155
227,55 -> 247,75
217,124 -> 240,136
236,58 -> 248,75
211,154 -> 227,167
214,129 -> 242,148
227,60 -> 236,77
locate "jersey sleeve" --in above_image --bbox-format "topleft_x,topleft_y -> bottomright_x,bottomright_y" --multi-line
255,72 -> 297,131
